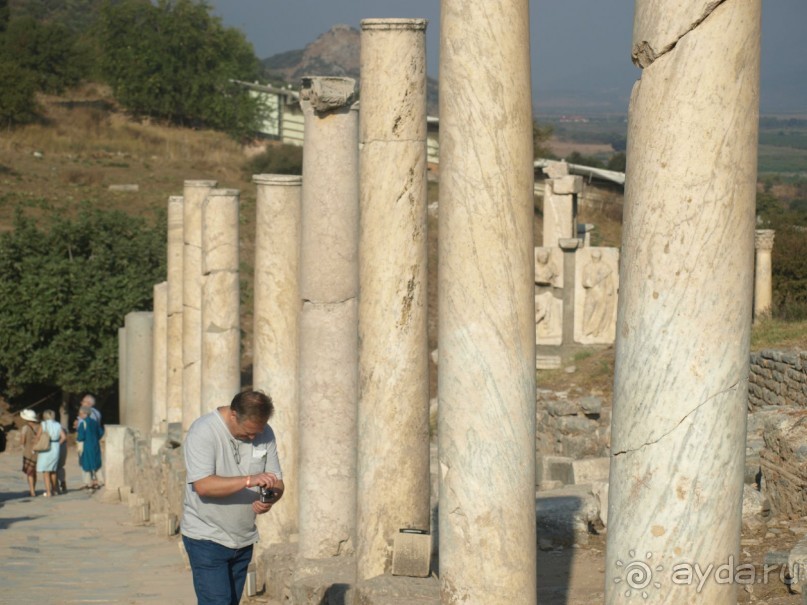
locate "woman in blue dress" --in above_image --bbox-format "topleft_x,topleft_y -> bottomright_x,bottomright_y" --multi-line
35,410 -> 66,497
77,405 -> 104,490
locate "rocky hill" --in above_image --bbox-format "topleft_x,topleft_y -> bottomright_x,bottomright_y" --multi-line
262,25 -> 439,115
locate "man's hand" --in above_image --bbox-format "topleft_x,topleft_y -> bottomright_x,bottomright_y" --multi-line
246,472 -> 279,489
253,500 -> 272,515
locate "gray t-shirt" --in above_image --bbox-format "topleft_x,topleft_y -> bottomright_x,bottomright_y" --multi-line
181,409 -> 282,549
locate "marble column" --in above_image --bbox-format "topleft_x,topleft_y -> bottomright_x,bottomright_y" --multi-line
297,76 -> 359,560
252,174 -> 302,546
356,18 -> 430,581
605,2 -> 761,604
201,188 -> 241,414
152,281 -> 168,434
166,196 -> 184,425
438,2 -> 537,602
118,326 -> 127,420
123,311 -> 154,436
754,229 -> 775,320
183,180 -> 217,430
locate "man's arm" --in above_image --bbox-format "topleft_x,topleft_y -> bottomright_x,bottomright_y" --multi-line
193,472 -> 279,499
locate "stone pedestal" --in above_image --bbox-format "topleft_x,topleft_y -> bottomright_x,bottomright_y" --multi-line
605,2 -> 761,603
123,311 -> 154,436
357,18 -> 430,581
201,188 -> 240,414
542,172 -> 582,248
297,76 -> 359,560
152,281 -> 168,434
183,180 -> 217,430
102,425 -> 137,503
438,2 -> 537,602
252,174 -> 302,546
754,229 -> 775,320
166,195 -> 184,424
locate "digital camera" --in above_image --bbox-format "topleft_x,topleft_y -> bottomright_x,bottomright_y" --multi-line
259,487 -> 275,504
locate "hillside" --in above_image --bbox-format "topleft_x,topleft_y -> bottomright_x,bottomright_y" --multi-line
1,85 -> 805,406
261,25 -> 440,115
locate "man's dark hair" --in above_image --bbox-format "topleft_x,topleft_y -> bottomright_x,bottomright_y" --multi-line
230,390 -> 274,422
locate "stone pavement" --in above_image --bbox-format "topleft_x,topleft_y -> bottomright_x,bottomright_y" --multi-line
0,444 -> 196,605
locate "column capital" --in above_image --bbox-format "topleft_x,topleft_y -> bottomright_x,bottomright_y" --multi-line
755,229 -> 775,251
361,18 -> 427,32
252,174 -> 302,187
300,76 -> 357,113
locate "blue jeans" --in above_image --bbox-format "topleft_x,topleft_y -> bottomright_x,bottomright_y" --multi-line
182,535 -> 253,605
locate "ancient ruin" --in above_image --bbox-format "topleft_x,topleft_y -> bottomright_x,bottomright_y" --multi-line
101,2 -> 807,604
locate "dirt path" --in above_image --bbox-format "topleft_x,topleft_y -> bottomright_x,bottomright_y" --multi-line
0,445 -> 196,605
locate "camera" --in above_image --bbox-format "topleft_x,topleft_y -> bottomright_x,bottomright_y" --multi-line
259,487 -> 275,504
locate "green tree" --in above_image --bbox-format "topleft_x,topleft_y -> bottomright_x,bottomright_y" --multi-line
0,58 -> 38,126
98,0 -> 264,137
0,205 -> 166,399
1,16 -> 87,93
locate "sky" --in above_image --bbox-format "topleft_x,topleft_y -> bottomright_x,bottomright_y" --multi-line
209,0 -> 807,115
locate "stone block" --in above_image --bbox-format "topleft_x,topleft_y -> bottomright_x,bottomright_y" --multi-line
591,481 -> 609,528
789,535 -> 807,594
760,408 -> 807,517
291,556 -> 355,605
571,457 -> 610,485
579,396 -> 603,417
391,530 -> 431,578
118,485 -> 132,503
259,542 -> 297,604
546,400 -> 578,417
551,175 -> 583,195
536,485 -> 599,549
536,455 -> 574,487
536,355 -> 562,370
351,574 -> 439,604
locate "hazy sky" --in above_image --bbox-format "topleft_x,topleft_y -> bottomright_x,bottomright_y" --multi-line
209,1 -> 807,114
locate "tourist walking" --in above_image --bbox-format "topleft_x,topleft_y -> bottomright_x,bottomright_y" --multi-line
19,409 -> 39,497
77,405 -> 104,490
35,410 -> 66,497
181,390 -> 284,605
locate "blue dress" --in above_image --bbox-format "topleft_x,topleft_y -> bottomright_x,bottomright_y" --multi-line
35,419 -> 62,472
78,416 -> 104,472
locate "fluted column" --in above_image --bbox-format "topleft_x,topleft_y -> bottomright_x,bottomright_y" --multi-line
201,188 -> 240,413
605,2 -> 761,603
297,76 -> 359,560
152,281 -> 168,434
356,18 -> 430,581
252,174 -> 302,546
123,311 -> 154,436
438,2 -> 537,602
754,229 -> 775,320
183,180 -> 217,429
166,196 -> 184,425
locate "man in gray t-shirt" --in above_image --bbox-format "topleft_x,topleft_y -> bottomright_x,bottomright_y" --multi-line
181,390 -> 284,605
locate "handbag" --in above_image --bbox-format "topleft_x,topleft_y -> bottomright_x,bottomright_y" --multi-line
33,427 -> 51,452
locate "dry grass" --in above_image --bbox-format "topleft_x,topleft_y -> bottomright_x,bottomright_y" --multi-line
751,317 -> 807,350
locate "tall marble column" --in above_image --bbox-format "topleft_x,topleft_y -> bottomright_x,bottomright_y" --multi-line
201,188 -> 241,414
252,174 -> 302,546
356,18 -> 430,581
438,2 -> 537,602
152,281 -> 168,434
754,229 -> 775,320
183,180 -> 217,430
297,76 -> 359,560
166,196 -> 184,425
123,311 -> 154,436
605,2 -> 761,603
118,326 -> 127,420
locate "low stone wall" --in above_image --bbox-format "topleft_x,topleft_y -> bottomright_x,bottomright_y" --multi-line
536,389 -> 611,460
748,349 -> 807,410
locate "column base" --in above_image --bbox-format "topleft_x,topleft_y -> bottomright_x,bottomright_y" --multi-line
290,555 -> 355,604
351,574 -> 439,605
